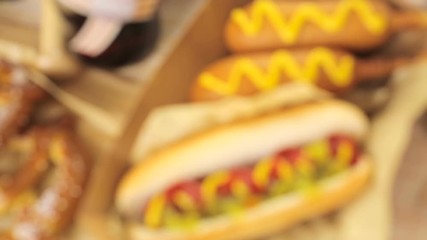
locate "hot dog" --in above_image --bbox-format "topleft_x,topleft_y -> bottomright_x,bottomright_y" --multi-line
116,99 -> 371,240
0,122 -> 91,240
225,0 -> 427,53
190,47 -> 406,102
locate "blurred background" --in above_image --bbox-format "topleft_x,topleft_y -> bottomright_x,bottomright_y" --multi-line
1,0 -> 427,239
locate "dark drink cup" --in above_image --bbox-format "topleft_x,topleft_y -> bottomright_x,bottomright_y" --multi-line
58,2 -> 160,68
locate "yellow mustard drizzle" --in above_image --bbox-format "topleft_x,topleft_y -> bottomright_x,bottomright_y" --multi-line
277,161 -> 294,182
304,140 -> 330,164
199,47 -> 355,96
144,194 -> 166,228
336,140 -> 354,167
231,180 -> 251,199
231,0 -> 387,42
173,191 -> 196,212
201,172 -> 230,208
252,157 -> 274,188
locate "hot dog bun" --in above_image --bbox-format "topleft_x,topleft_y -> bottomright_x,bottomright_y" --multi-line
116,99 -> 371,240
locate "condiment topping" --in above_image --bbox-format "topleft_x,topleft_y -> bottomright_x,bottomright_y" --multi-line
231,0 -> 387,43
142,135 -> 360,229
199,47 -> 355,96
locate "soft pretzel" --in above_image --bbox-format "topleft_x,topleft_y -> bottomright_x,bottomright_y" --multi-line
0,60 -> 44,145
0,123 -> 90,240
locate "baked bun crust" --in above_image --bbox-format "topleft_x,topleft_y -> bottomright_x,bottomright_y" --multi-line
116,99 -> 370,240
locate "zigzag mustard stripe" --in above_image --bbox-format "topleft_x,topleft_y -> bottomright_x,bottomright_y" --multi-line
232,0 -> 387,43
199,47 -> 355,96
